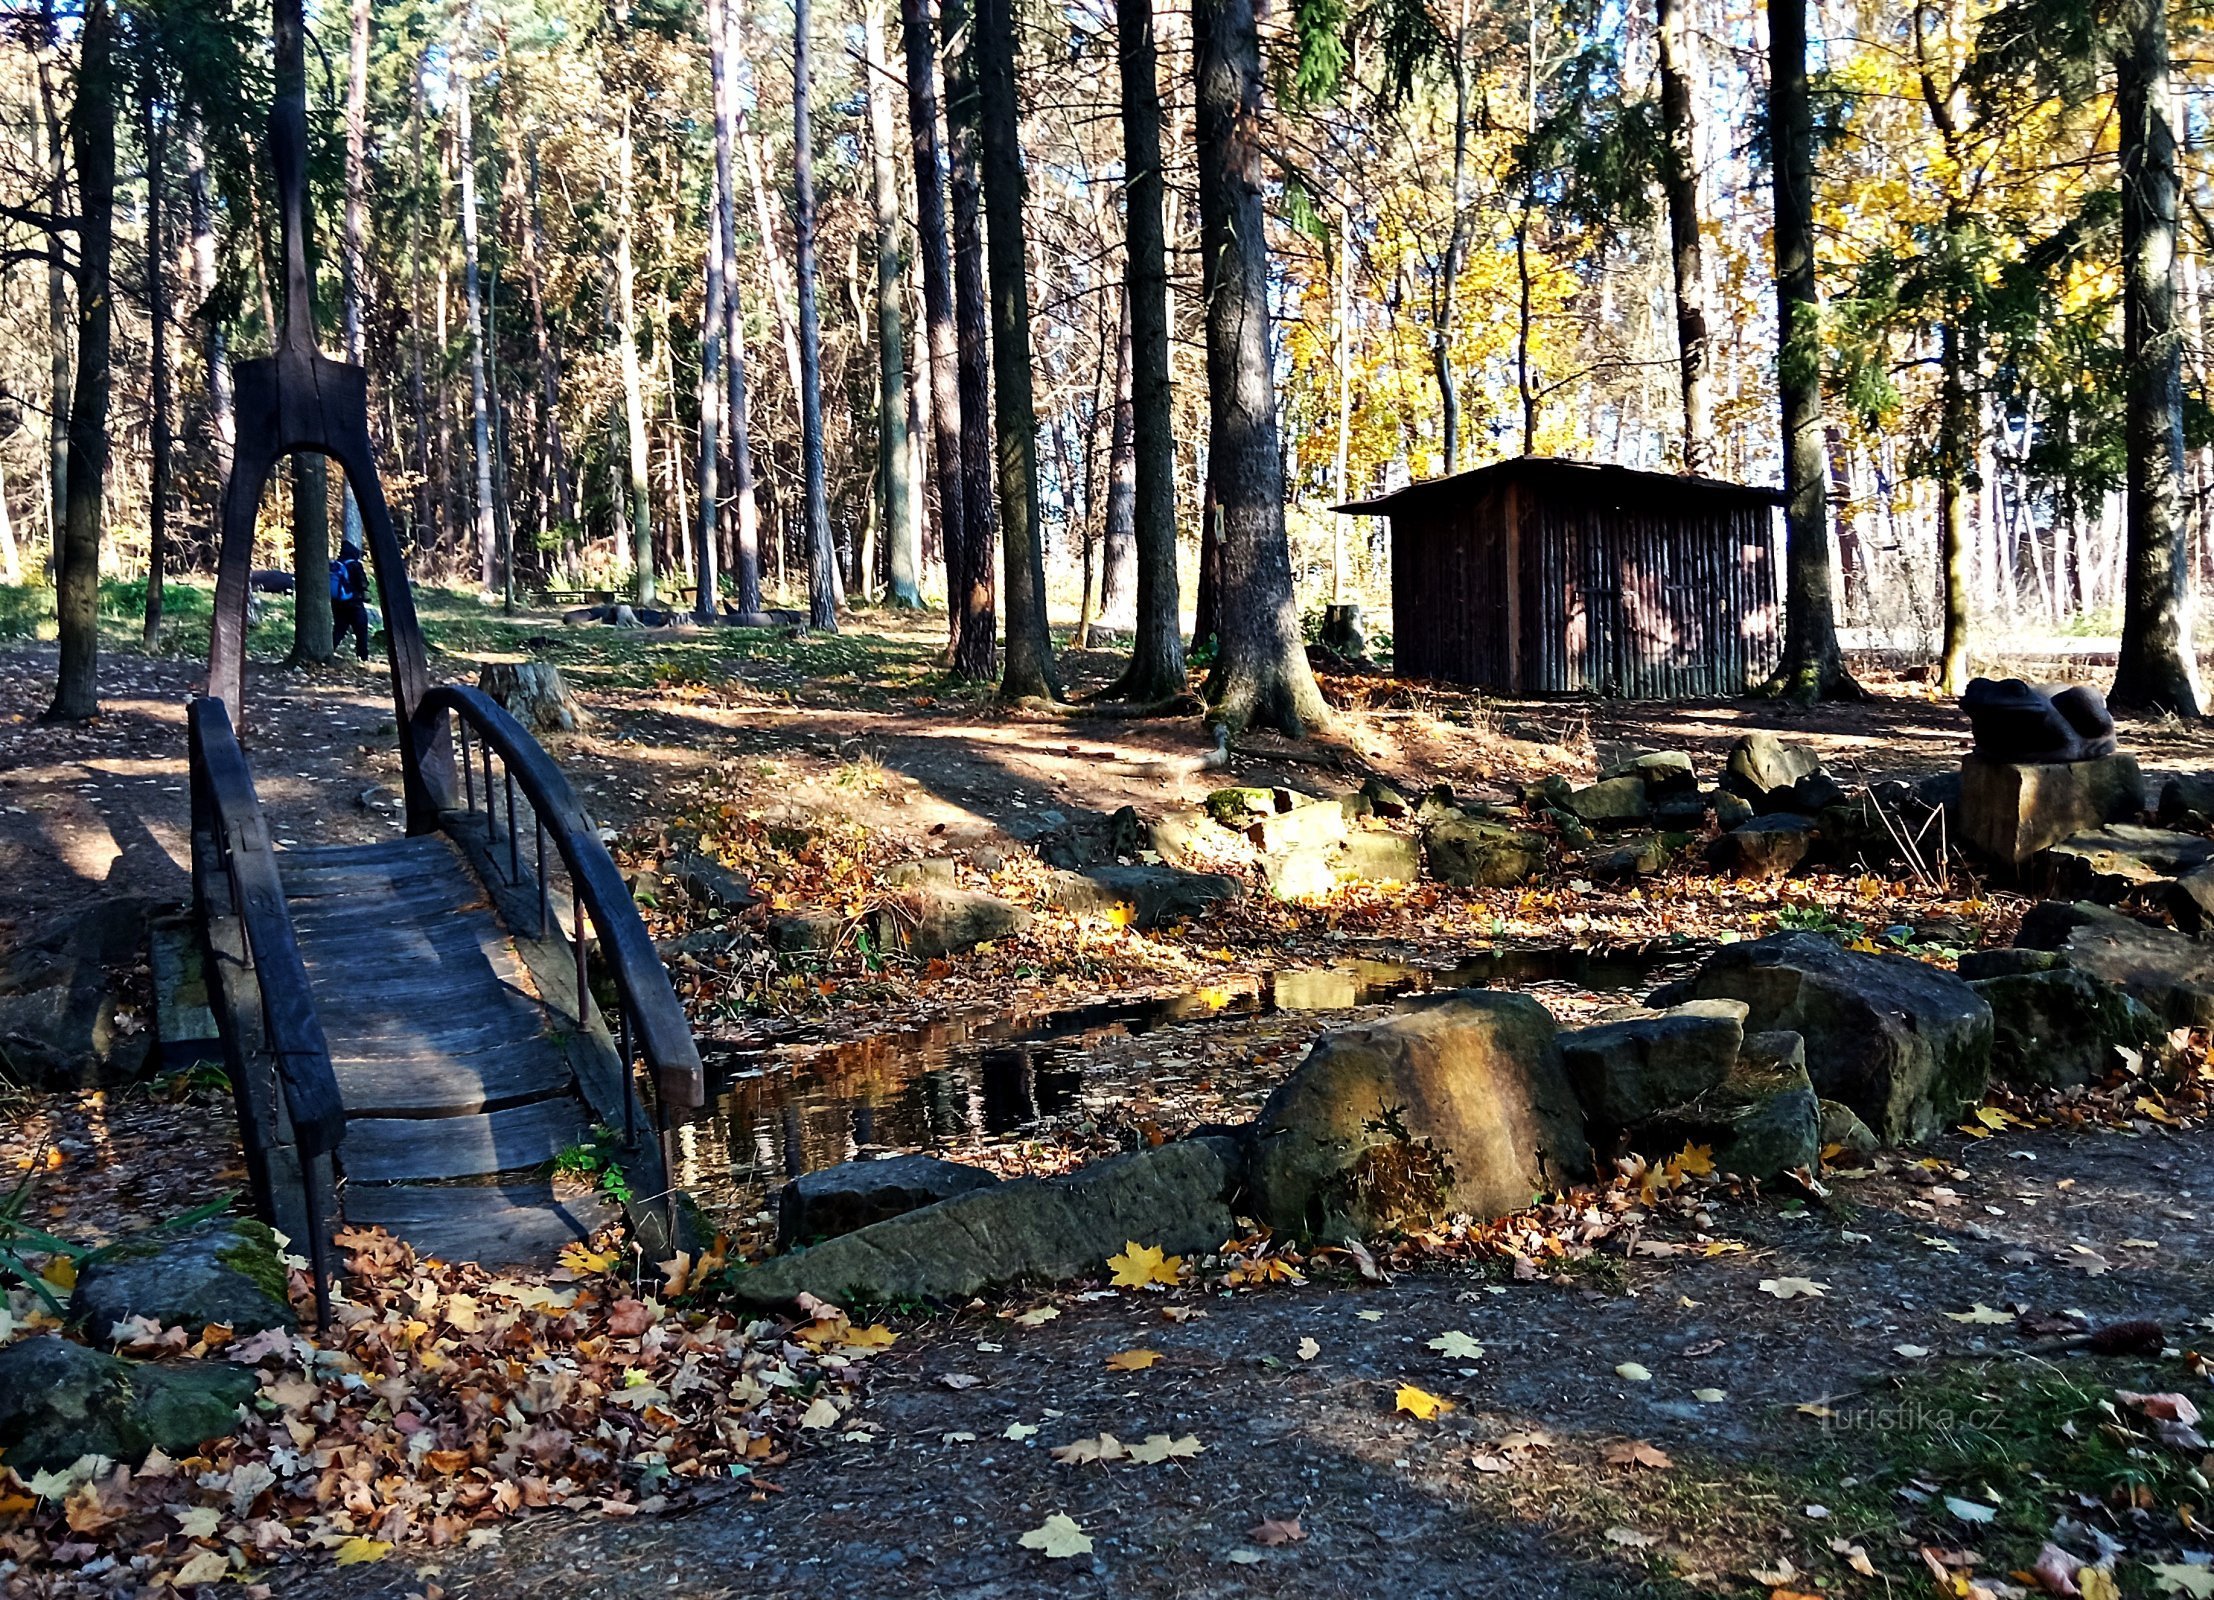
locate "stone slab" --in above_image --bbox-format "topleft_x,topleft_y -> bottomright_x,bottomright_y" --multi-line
1961,752 -> 2142,869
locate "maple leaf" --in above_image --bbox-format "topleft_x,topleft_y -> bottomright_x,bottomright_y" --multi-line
1051,1434 -> 1126,1465
1105,1348 -> 1162,1371
1395,1384 -> 1453,1420
1758,1277 -> 1829,1299
173,1506 -> 222,1539
1943,1303 -> 2016,1324
173,1548 -> 232,1585
1427,1331 -> 1485,1360
2147,1563 -> 2214,1597
334,1536 -> 392,1566
1249,1517 -> 1305,1546
559,1242 -> 617,1275
1018,1513 -> 1094,1558
840,1323 -> 898,1350
1107,1242 -> 1182,1288
1123,1434 -> 1203,1464
798,1395 -> 842,1429
2079,1567 -> 2122,1600
1013,1306 -> 1060,1327
606,1298 -> 654,1338
1667,1144 -> 1715,1178
1602,1440 -> 1673,1470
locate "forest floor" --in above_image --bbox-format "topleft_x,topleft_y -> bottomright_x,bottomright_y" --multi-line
5,586 -> 2214,1598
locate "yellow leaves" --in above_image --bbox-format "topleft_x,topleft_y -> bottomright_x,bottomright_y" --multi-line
2078,1566 -> 2123,1600
1104,1348 -> 1162,1372
1602,1440 -> 1673,1470
1124,1434 -> 1203,1464
40,1256 -> 76,1291
173,1548 -> 232,1585
1395,1384 -> 1454,1421
840,1323 -> 898,1350
1051,1434 -> 1126,1465
1666,1144 -> 1715,1179
1106,1242 -> 1182,1289
1018,1513 -> 1093,1558
559,1242 -> 618,1275
1943,1303 -> 2016,1325
1615,1362 -> 1654,1383
333,1536 -> 392,1566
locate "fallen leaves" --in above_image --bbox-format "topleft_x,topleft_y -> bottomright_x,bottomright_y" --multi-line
1615,1362 -> 1653,1382
1395,1384 -> 1454,1421
333,1536 -> 393,1566
1757,1277 -> 1829,1300
1106,1241 -> 1183,1289
1019,1513 -> 1094,1558
1050,1432 -> 1201,1466
1104,1348 -> 1162,1371
1943,1303 -> 2017,1325
1123,1433 -> 1203,1464
1602,1440 -> 1673,1470
2147,1563 -> 2214,1597
1426,1331 -> 1485,1360
1248,1516 -> 1305,1546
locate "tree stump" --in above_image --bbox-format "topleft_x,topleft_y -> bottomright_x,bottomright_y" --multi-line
478,662 -> 589,734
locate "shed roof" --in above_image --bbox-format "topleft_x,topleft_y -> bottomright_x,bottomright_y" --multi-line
1332,455 -> 1787,515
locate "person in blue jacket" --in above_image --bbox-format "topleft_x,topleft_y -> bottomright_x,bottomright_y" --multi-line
330,538 -> 371,660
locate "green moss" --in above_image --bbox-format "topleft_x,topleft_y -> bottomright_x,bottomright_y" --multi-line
214,1219 -> 291,1307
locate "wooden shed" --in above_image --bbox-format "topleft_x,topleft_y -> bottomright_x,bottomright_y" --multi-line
1337,457 -> 1785,698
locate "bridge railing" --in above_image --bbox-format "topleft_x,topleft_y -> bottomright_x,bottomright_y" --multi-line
187,698 -> 342,1328
408,686 -> 704,1231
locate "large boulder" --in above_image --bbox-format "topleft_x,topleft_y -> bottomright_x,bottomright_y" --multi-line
1561,777 -> 1652,830
1422,819 -> 1546,888
1649,933 -> 1992,1144
2037,825 -> 2214,903
1247,992 -> 1590,1237
2013,900 -> 2214,1027
1264,849 -> 1339,902
1633,1031 -> 1820,1181
1033,806 -> 1149,870
70,1218 -> 294,1339
670,854 -> 761,913
1706,814 -> 1817,879
1046,864 -> 1243,928
1960,752 -> 2143,869
777,1155 -> 1002,1250
1962,677 -> 2118,763
0,1336 -> 256,1474
1964,962 -> 2163,1090
878,888 -> 1030,958
1336,831 -> 1424,885
727,1137 -> 1242,1309
1249,800 -> 1346,856
1603,751 -> 1698,798
1559,1001 -> 1747,1138
1724,733 -> 1823,801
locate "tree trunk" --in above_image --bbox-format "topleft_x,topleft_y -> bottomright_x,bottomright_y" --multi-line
1193,0 -> 1328,733
616,104 -> 655,604
1436,0 -> 1472,470
1763,0 -> 1855,700
1110,0 -> 1186,699
867,0 -> 922,607
340,0 -> 369,553
456,63 -> 497,595
1938,290 -> 1973,693
143,75 -> 169,648
942,0 -> 997,676
275,0 -> 333,666
185,123 -> 234,513
44,0 -> 112,722
974,0 -> 1058,699
902,0 -> 967,646
1098,288 -> 1137,628
2110,0 -> 2199,714
407,64 -> 433,547
524,143 -> 571,531
717,0 -> 761,613
1333,186 -> 1353,600
38,4 -> 69,559
794,0 -> 839,631
1654,0 -> 1713,474
695,0 -> 729,620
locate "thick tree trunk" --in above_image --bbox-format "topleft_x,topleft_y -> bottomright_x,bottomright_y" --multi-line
143,78 -> 168,648
1764,0 -> 1855,700
974,0 -> 1058,699
44,0 -> 112,722
277,0 -> 333,666
616,105 -> 654,604
867,0 -> 922,607
38,7 -> 69,559
695,0 -> 730,620
902,0 -> 967,645
1333,187 -> 1353,599
1098,289 -> 1137,628
339,0 -> 369,553
2110,0 -> 2199,714
1111,0 -> 1187,700
943,0 -> 997,677
1655,0 -> 1713,475
457,65 -> 497,595
794,0 -> 839,631
717,0 -> 761,613
1193,0 -> 1328,734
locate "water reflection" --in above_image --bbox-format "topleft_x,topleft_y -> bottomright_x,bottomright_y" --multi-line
676,942 -> 1700,1224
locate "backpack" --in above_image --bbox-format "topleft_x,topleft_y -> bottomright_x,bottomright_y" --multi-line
330,556 -> 362,605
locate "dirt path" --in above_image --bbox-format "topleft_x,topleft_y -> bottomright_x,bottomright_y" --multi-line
272,1119 -> 2214,1600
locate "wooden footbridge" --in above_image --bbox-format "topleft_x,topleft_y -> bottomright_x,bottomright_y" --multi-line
190,2 -> 702,1310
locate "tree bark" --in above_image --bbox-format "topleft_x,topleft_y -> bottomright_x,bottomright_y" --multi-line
44,0 -> 112,722
1763,0 -> 1855,700
2110,0 -> 2199,713
407,64 -> 432,547
523,143 -> 571,533
902,0 -> 967,644
275,0 -> 333,666
974,0 -> 1058,699
867,0 -> 923,607
942,0 -> 997,676
695,0 -> 730,620
1939,315 -> 1973,693
717,0 -> 761,613
1099,288 -> 1137,627
1194,0 -> 1328,735
1110,0 -> 1187,700
186,123 -> 233,509
794,0 -> 839,630
340,0 -> 369,552
1436,0 -> 1472,469
142,73 -> 169,648
38,2 -> 69,559
1654,0 -> 1713,475
456,61 -> 497,595
616,103 -> 654,604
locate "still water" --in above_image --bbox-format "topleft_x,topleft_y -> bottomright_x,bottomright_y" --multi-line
669,943 -> 1701,1226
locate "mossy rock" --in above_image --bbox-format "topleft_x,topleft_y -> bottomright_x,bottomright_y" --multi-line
0,1335 -> 257,1473
69,1216 -> 294,1338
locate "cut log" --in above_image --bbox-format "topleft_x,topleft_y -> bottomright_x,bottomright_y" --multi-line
477,661 -> 588,734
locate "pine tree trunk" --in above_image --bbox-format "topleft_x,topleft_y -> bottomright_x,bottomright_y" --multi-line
186,124 -> 234,513
37,4 -> 69,561
1193,0 -> 1327,735
974,0 -> 1057,699
867,0 -> 922,607
339,0 -> 369,553
1099,287 -> 1137,628
1655,0 -> 1712,474
522,143 -> 571,534
275,0 -> 333,666
1111,0 -> 1187,700
794,0 -> 839,631
717,0 -> 761,613
1436,0 -> 1472,470
456,64 -> 497,595
1764,0 -> 1855,700
616,104 -> 655,604
1938,294 -> 1972,693
2110,0 -> 2199,714
44,0 -> 112,722
902,0 -> 967,645
142,76 -> 168,648
695,0 -> 729,621
407,66 -> 433,547
942,0 -> 997,676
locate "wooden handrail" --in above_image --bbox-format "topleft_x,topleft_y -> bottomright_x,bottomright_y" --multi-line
409,685 -> 705,1113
